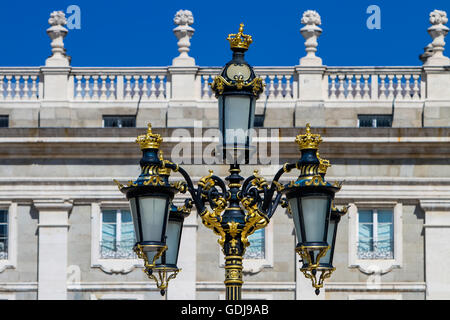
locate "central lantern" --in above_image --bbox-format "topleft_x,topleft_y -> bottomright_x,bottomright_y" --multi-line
210,23 -> 264,163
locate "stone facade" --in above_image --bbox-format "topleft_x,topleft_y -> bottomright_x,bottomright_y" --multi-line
0,9 -> 448,300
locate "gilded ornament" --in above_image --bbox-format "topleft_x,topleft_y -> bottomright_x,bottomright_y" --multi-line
136,123 -> 163,150
226,23 -> 253,50
295,123 -> 323,150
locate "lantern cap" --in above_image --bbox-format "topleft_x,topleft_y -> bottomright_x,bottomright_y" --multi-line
136,123 -> 163,150
227,23 -> 253,51
295,124 -> 323,150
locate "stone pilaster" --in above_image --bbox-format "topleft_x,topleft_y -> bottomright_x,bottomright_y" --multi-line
34,199 -> 73,300
419,200 -> 450,299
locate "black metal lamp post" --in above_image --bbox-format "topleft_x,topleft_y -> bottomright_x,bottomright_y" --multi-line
114,24 -> 346,300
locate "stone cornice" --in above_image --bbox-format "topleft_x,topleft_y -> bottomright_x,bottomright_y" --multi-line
0,127 -> 448,160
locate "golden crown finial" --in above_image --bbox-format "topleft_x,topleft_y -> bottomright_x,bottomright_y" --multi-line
295,123 -> 323,150
136,123 -> 163,150
227,23 -> 253,50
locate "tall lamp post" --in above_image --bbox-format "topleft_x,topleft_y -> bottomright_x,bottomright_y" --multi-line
115,24 -> 347,300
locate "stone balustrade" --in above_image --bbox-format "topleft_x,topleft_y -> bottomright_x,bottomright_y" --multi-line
71,68 -> 169,101
325,67 -> 423,101
0,66 -> 430,103
0,8 -> 448,128
0,68 -> 41,100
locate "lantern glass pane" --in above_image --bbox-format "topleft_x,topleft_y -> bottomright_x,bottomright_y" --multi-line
138,196 -> 169,243
288,198 -> 302,244
321,218 -> 337,265
222,95 -> 253,146
301,196 -> 329,243
156,218 -> 183,266
129,198 -> 140,242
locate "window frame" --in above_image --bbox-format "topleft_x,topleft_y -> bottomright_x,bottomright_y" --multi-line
357,114 -> 393,128
91,202 -> 143,274
0,202 -> 17,273
348,201 -> 403,274
102,115 -> 136,128
357,208 -> 394,260
100,208 -> 136,260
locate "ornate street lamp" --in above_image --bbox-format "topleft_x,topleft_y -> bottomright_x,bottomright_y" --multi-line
114,125 -> 188,277
114,24 -> 345,300
283,126 -> 343,294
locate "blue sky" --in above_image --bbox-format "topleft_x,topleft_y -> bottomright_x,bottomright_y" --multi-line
0,0 -> 448,67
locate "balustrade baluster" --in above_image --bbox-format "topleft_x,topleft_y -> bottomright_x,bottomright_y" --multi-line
157,75 -> 165,100
202,75 -> 210,99
404,74 -> 412,100
275,75 -> 283,99
387,75 -> 395,99
285,75 -> 292,99
124,75 -> 132,99
268,75 -> 275,99
329,74 -> 337,99
149,75 -> 157,100
100,75 -> 108,100
354,74 -> 362,100
412,74 -> 420,99
31,75 -> 38,100
5,76 -> 12,100
92,75 -> 100,99
337,74 -> 346,99
379,74 -> 387,100
362,74 -> 370,100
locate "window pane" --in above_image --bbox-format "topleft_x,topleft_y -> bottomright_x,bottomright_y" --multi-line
102,210 -> 117,243
359,210 -> 373,223
0,116 -> 8,128
378,210 -> 393,223
0,239 -> 7,258
102,210 -> 117,223
103,115 -> 136,128
0,225 -> 7,238
358,115 -> 392,128
244,229 -> 265,259
102,224 -> 116,242
0,211 -> 7,223
121,210 -> 132,223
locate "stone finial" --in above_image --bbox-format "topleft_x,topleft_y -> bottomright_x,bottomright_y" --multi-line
424,9 -> 450,66
299,10 -> 323,66
46,11 -> 70,66
172,9 -> 195,66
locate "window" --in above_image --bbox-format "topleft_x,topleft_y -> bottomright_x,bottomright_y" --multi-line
103,115 -> 136,128
100,209 -> 136,259
358,115 -> 392,128
254,114 -> 265,128
358,209 -> 394,259
244,228 -> 265,259
0,210 -> 7,259
0,116 -> 8,128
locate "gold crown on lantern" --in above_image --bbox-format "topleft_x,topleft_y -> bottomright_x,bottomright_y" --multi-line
136,123 -> 163,150
227,23 -> 253,50
295,123 -> 323,150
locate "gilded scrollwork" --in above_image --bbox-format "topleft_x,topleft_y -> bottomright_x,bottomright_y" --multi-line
240,197 -> 269,251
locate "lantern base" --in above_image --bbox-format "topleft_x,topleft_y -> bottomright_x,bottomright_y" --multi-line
144,265 -> 181,296
299,265 -> 335,294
